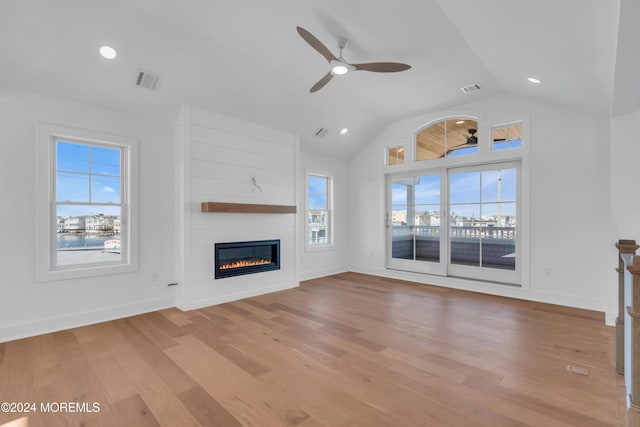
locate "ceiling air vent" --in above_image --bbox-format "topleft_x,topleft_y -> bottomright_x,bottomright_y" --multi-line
460,83 -> 482,94
135,69 -> 161,91
314,128 -> 329,137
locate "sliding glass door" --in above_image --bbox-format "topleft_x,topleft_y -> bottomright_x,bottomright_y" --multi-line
448,163 -> 519,284
387,161 -> 520,285
388,173 -> 446,275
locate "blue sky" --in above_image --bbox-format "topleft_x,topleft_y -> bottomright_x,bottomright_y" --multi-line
450,169 -> 517,204
308,175 -> 327,210
448,146 -> 478,157
493,139 -> 522,151
392,167 -> 517,218
56,141 -> 121,217
392,175 -> 440,208
56,205 -> 121,217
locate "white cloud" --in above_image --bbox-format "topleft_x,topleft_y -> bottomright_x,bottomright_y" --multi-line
103,186 -> 115,193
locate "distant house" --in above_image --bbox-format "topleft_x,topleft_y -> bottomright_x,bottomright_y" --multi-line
85,214 -> 114,233
63,216 -> 85,232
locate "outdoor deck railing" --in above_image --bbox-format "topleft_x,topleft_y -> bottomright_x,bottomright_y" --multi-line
392,225 -> 515,239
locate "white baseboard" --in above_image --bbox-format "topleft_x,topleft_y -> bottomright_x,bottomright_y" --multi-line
349,265 -> 611,325
0,296 -> 175,343
527,289 -> 604,314
175,281 -> 299,312
528,289 -> 613,326
2,269 -> 613,343
349,265 -> 531,299
604,311 -> 616,327
299,265 -> 349,282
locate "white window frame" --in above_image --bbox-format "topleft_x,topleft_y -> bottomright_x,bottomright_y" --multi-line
36,123 -> 139,281
491,121 -> 523,152
387,162 -> 522,286
386,145 -> 405,166
386,171 -> 447,276
385,113 -> 530,290
415,117 -> 480,161
305,171 -> 333,250
446,161 -> 521,285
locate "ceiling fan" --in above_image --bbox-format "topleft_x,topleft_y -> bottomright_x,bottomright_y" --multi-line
466,128 -> 478,145
447,128 -> 478,154
296,26 -> 411,93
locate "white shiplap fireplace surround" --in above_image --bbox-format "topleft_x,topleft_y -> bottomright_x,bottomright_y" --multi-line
174,106 -> 299,310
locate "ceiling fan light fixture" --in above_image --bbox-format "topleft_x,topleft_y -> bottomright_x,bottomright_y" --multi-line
332,65 -> 349,75
297,26 -> 411,92
333,39 -> 350,75
329,60 -> 354,76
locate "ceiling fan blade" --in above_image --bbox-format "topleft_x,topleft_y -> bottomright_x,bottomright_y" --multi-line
310,72 -> 334,93
296,26 -> 337,63
353,62 -> 411,73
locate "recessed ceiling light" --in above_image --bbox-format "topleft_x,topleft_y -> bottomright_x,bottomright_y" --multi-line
99,45 -> 117,60
527,77 -> 541,84
456,120 -> 465,125
340,128 -> 348,135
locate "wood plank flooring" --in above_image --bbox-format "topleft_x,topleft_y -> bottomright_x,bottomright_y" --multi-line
0,273 -> 625,426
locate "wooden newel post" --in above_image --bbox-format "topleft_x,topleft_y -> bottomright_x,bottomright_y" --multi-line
616,239 -> 639,375
627,255 -> 640,427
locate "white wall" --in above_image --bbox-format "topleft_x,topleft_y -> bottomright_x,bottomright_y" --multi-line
610,108 -> 640,241
609,108 -> 640,318
0,92 -> 177,342
0,90 -> 620,342
298,151 -> 350,280
175,106 -> 298,310
349,94 -> 614,322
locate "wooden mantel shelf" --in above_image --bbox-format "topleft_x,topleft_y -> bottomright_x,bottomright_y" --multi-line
201,202 -> 296,214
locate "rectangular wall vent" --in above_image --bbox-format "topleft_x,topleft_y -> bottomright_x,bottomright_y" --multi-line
135,69 -> 161,91
314,128 -> 329,137
460,83 -> 482,94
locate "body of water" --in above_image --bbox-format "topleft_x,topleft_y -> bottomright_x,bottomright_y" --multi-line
57,234 -> 119,249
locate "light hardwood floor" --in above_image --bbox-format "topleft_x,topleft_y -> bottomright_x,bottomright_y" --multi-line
0,273 -> 626,426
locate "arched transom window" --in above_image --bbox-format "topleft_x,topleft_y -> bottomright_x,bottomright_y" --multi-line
416,118 -> 479,160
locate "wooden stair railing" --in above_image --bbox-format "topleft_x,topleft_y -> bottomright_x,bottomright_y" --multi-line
616,239 -> 639,374
617,239 -> 640,426
627,256 -> 640,426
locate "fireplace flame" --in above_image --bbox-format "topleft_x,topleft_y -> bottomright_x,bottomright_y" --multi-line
220,258 -> 272,270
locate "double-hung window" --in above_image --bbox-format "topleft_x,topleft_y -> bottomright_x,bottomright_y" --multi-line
306,173 -> 332,247
37,123 -> 138,281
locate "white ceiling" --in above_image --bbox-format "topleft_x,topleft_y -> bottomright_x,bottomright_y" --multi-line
0,0 -> 629,159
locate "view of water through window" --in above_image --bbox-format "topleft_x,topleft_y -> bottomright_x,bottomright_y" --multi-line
55,140 -> 123,266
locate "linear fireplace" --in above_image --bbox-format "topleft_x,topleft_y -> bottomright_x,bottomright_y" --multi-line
214,239 -> 280,279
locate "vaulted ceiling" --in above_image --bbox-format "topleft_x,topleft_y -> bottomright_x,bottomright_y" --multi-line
0,0 -> 633,160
